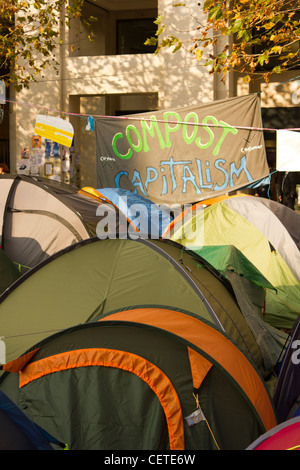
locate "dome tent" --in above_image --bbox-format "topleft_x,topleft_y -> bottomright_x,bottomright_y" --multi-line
0,306 -> 277,450
0,237 -> 268,379
80,186 -> 173,238
0,174 -> 129,272
246,417 -> 300,450
165,195 -> 300,330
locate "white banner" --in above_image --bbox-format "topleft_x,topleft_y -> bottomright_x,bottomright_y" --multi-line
276,130 -> 300,171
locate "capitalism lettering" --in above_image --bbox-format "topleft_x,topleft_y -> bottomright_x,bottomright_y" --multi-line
114,155 -> 253,196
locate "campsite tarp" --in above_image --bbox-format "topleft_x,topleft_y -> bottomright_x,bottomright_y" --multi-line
0,308 -> 277,450
0,174 -> 127,272
80,186 -> 174,238
165,195 -> 300,330
0,237 -> 268,378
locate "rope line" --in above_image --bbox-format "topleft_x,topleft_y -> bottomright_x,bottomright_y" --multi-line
3,96 -> 300,132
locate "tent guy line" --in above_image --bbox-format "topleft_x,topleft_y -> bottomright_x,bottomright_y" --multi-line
0,327 -> 65,340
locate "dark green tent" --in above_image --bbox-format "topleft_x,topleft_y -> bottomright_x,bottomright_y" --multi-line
0,237 -> 269,378
0,306 -> 277,450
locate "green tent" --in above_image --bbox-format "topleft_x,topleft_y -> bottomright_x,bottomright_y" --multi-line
195,245 -> 287,372
195,244 -> 274,290
167,196 -> 300,330
0,306 -> 277,450
0,237 -> 271,379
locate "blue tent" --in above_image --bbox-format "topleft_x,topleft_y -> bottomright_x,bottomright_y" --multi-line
83,187 -> 174,238
0,389 -> 64,450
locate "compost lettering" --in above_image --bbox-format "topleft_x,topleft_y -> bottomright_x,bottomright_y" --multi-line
112,111 -> 237,160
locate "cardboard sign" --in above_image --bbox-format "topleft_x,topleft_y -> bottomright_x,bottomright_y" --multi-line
34,115 -> 74,147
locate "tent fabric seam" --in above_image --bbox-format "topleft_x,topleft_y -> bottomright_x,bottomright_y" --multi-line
8,208 -> 84,242
138,239 -> 224,331
18,347 -> 185,450
98,310 -> 277,432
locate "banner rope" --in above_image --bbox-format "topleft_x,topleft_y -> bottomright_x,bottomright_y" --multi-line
3,96 -> 300,132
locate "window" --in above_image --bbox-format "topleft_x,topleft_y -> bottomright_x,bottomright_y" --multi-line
117,18 -> 157,55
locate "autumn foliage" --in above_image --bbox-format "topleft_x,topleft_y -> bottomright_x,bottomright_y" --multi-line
146,0 -> 300,83
0,0 -> 87,90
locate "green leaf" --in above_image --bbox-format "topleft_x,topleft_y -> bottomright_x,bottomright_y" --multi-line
203,0 -> 214,10
144,37 -> 157,46
173,41 -> 182,53
154,15 -> 164,25
230,18 -> 243,33
208,6 -> 223,21
156,26 -> 165,37
257,51 -> 269,66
